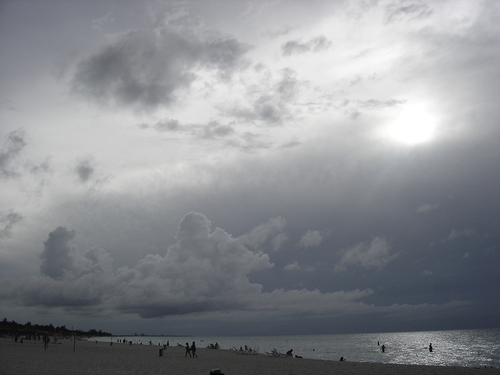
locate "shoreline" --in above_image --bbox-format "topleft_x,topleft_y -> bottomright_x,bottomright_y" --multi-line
1,336 -> 499,375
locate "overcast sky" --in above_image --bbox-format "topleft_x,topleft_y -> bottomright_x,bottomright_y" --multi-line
1,0 -> 499,336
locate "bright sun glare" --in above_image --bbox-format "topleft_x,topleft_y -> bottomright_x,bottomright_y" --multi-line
388,105 -> 436,145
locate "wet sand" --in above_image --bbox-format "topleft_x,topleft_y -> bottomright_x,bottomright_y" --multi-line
1,337 -> 499,375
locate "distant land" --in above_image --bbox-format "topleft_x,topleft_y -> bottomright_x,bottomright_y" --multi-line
115,334 -> 191,337
0,318 -> 112,337
0,318 -> 192,338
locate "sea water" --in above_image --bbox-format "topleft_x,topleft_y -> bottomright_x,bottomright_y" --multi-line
93,329 -> 500,368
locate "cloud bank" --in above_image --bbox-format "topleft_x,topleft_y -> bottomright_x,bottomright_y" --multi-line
1,212 -> 406,324
71,28 -> 250,109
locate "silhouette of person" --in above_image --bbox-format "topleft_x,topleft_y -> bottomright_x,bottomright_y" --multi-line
381,345 -> 386,353
429,343 -> 433,352
191,341 -> 198,357
185,342 -> 192,357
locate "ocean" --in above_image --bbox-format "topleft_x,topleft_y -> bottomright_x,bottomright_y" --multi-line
92,329 -> 500,369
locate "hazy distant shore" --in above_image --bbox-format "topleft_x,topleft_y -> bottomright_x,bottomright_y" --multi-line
1,336 -> 499,375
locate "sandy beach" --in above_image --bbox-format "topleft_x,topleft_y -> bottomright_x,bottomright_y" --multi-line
1,337 -> 499,375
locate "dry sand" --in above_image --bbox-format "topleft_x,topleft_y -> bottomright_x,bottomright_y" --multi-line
1,337 -> 499,375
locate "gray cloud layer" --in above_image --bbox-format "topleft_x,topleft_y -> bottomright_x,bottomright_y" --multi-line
1,212 -> 409,325
71,28 -> 250,109
3,207 -> 488,336
0,130 -> 26,178
1,0 -> 499,335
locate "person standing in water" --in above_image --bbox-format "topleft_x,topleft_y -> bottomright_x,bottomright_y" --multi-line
429,343 -> 433,352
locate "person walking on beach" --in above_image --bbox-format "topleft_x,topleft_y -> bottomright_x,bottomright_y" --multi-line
191,341 -> 198,357
43,334 -> 50,350
185,342 -> 192,357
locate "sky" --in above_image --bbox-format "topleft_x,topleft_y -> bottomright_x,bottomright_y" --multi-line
1,0 -> 499,336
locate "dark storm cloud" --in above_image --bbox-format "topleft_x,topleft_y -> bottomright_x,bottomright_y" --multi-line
2,0 -> 500,335
39,226 -> 112,280
111,212 -> 275,317
3,213 -> 272,315
71,28 -> 250,109
0,211 -> 23,238
281,36 -> 332,56
0,129 -> 26,178
7,226 -> 114,307
20,274 -> 108,308
39,226 -> 78,279
75,158 -> 94,183
2,213 -> 387,321
71,29 -> 196,108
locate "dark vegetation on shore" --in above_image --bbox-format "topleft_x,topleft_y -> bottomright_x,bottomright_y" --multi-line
0,317 -> 112,337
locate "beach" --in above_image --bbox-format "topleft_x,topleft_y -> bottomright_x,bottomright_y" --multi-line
1,337 -> 499,375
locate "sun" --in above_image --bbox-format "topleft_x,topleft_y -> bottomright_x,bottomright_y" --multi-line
387,105 -> 436,145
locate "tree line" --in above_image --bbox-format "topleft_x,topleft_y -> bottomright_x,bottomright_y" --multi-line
0,317 -> 112,337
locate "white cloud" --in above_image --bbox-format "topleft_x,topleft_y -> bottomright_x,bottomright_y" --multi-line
283,261 -> 300,271
335,237 -> 397,271
283,262 -> 315,272
298,230 -> 323,248
272,232 -> 288,251
238,216 -> 287,250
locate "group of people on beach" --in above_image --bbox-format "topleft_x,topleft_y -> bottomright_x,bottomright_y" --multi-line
185,341 -> 197,357
207,342 -> 220,349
